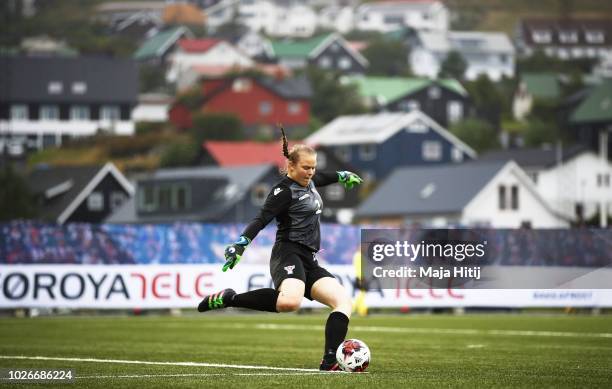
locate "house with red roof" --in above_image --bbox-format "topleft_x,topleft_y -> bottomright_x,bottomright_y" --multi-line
166,38 -> 254,83
169,75 -> 312,133
202,141 -> 299,169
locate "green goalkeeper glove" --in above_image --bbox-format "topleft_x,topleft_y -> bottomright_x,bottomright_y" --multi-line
337,171 -> 363,190
222,236 -> 250,272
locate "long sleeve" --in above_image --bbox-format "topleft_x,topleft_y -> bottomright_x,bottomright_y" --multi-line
242,183 -> 291,241
312,171 -> 338,187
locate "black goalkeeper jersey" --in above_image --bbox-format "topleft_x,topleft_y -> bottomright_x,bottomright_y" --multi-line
242,171 -> 338,252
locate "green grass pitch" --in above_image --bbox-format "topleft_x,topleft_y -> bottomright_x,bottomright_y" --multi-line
1,313 -> 611,388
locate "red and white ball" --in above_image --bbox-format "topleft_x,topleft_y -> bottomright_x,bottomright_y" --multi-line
336,339 -> 371,372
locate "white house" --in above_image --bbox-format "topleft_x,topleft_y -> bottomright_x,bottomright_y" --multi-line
132,93 -> 172,123
0,56 -> 138,155
410,30 -> 515,81
318,5 -> 355,34
480,146 -> 612,226
537,150 -> 612,224
356,160 -> 570,228
205,0 -> 317,38
202,0 -> 238,33
355,0 -> 449,33
166,38 -> 254,83
235,29 -> 274,59
268,3 -> 317,38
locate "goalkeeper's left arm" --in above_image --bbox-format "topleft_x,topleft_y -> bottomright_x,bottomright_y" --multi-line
313,171 -> 363,189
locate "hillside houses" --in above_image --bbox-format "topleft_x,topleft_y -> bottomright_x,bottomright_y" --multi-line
0,56 -> 138,154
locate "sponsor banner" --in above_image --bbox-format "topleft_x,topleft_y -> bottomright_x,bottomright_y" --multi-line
1,265 -> 612,308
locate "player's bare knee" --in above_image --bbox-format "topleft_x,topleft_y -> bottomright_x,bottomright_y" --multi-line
276,295 -> 302,312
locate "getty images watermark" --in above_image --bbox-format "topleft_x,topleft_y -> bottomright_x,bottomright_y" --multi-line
360,228 -> 612,289
362,229 -> 488,289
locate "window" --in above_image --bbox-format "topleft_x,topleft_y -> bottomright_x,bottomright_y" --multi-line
422,141 -> 442,161
585,30 -> 605,44
597,173 -> 611,187
559,31 -> 578,44
251,183 -> 270,206
48,81 -> 63,94
399,100 -> 420,112
287,102 -> 301,115
383,15 -> 403,25
510,185 -> 519,210
428,86 -> 441,99
498,185 -> 506,210
158,186 -> 172,209
359,144 -> 376,161
10,105 -> 28,120
110,192 -> 127,211
87,192 -> 104,211
40,105 -> 59,120
70,106 -> 89,120
528,171 -> 539,184
259,101 -> 272,115
175,185 -> 189,210
326,184 -> 344,201
100,106 -> 120,121
232,78 -> 252,92
72,82 -> 87,94
406,120 -> 428,133
451,147 -> 463,162
575,203 -> 584,219
330,42 -> 340,52
319,56 -> 331,68
316,152 -> 327,169
335,146 -> 351,162
140,186 -> 156,212
532,30 -> 552,43
447,101 -> 463,123
338,56 -> 351,69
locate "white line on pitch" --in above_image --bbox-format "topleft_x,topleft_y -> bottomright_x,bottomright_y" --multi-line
234,323 -> 612,339
0,355 -> 322,372
76,372 -> 341,379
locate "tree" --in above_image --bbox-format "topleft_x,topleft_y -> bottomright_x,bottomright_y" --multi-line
0,165 -> 37,221
159,141 -> 200,168
305,66 -> 366,123
139,65 -> 168,93
523,119 -> 559,147
438,51 -> 467,80
190,113 -> 244,142
464,74 -> 505,129
450,118 -> 500,153
362,37 -> 411,76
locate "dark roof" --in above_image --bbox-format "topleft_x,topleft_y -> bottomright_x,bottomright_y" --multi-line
0,56 -> 138,103
28,165 -> 102,221
356,161 -> 507,218
479,145 -> 589,169
258,75 -> 312,99
106,164 -> 276,223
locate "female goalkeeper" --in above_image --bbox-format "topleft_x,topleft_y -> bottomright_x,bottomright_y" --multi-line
197,128 -> 363,371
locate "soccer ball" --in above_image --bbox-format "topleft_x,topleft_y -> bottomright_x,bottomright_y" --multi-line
336,339 -> 371,372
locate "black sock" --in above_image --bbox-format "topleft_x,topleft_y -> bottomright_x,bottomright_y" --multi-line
323,311 -> 349,361
231,288 -> 279,313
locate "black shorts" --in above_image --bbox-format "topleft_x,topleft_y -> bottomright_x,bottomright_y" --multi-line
270,241 -> 334,300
